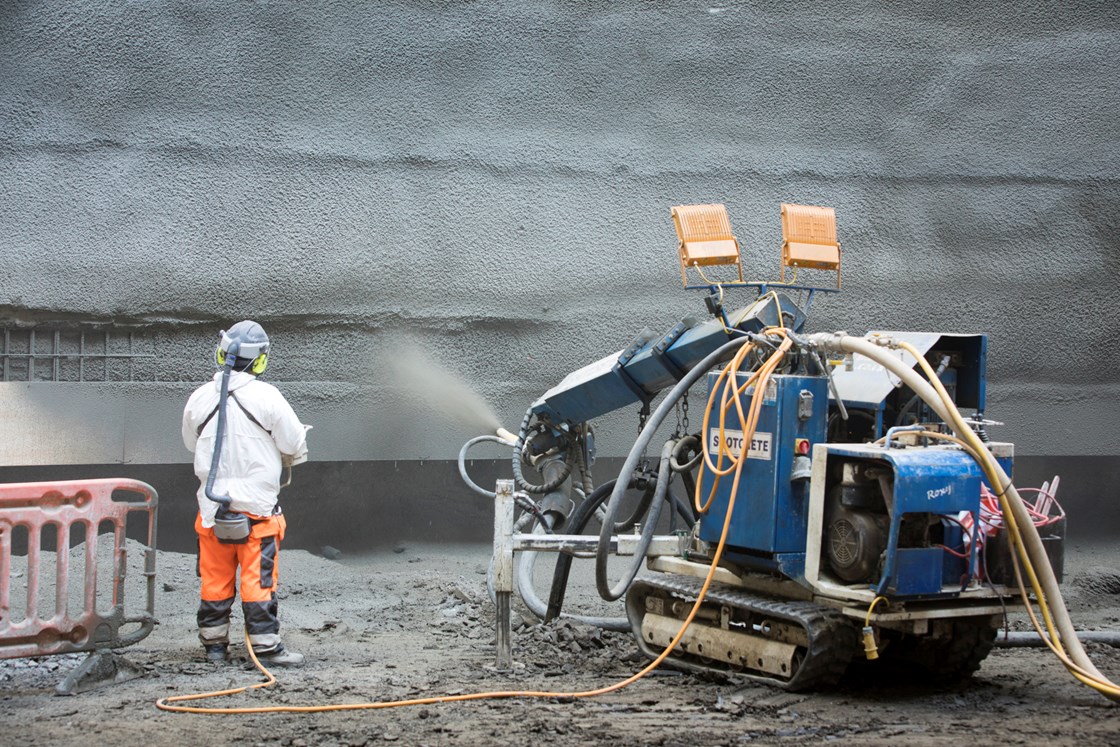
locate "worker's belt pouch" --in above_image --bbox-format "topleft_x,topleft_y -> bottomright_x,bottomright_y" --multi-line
213,510 -> 251,544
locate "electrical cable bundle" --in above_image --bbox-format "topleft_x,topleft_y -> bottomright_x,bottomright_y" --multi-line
977,484 -> 1065,534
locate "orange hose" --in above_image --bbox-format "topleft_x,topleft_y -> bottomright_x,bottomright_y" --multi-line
156,337 -> 790,715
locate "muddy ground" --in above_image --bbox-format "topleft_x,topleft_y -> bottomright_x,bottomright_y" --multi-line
1,538 -> 1118,746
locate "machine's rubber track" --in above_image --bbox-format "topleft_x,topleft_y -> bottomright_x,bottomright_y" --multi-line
878,616 -> 999,681
626,574 -> 860,691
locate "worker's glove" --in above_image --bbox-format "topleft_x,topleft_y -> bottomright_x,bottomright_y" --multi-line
282,424 -> 312,467
283,451 -> 308,468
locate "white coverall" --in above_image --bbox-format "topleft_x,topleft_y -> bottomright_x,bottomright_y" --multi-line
181,370 -> 308,653
182,370 -> 308,525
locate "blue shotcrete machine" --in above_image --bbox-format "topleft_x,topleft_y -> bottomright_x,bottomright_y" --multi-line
464,203 -> 1066,690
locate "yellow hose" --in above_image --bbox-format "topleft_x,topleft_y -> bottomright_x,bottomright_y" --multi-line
809,332 -> 1116,700
157,338 -> 791,715
886,339 -> 1118,701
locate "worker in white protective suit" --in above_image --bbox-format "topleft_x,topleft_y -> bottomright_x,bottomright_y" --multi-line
182,320 -> 309,666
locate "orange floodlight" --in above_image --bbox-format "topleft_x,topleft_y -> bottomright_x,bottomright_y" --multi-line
671,203 -> 743,287
780,203 -> 841,288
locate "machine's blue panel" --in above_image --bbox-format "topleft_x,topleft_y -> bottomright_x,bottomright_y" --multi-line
697,373 -> 829,554
886,449 -> 983,516
823,444 -> 984,515
822,444 -> 984,597
893,548 -> 947,596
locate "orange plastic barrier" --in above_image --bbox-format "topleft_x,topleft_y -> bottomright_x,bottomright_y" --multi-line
0,478 -> 157,691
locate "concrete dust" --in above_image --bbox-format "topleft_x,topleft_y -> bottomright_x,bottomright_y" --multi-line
382,337 -> 503,436
1,541 -> 1118,745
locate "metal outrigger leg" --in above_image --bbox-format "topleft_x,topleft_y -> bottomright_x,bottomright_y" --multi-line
492,480 -> 516,671
490,479 -> 683,671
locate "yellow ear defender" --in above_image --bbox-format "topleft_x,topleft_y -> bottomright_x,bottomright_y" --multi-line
215,348 -> 268,375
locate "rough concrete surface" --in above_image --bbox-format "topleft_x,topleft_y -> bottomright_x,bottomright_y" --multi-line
1,1 -> 1118,468
0,538 -> 1118,745
2,5 -> 1119,743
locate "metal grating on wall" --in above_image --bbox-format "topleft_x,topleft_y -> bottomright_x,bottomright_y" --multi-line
1,328 -> 154,382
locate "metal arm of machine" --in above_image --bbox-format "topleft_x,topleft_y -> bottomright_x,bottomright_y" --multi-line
530,293 -> 805,427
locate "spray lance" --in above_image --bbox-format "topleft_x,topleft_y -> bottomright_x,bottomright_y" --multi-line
205,337 -> 252,544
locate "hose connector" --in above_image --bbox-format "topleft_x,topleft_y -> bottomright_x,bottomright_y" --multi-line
867,332 -> 899,348
803,331 -> 849,355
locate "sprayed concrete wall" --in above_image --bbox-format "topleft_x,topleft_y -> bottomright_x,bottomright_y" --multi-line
1,2 -> 1118,547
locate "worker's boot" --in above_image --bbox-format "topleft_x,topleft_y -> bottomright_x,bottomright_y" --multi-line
254,645 -> 305,668
204,643 -> 229,663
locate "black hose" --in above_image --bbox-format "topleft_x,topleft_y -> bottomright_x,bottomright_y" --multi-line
594,439 -> 672,601
669,488 -> 696,526
993,631 -> 1120,648
545,478 -> 623,622
669,434 -> 703,527
680,468 -> 698,517
613,479 -> 655,533
515,493 -> 555,535
670,434 -> 702,472
595,337 -> 748,601
574,433 -> 595,495
511,406 -> 573,494
545,464 -> 698,622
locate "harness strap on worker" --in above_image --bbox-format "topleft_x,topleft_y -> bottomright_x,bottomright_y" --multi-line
196,393 -> 272,436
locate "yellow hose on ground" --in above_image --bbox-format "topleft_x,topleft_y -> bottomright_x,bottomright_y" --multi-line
157,338 -> 789,715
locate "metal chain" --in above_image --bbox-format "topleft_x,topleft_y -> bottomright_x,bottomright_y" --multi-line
681,390 -> 690,434
637,402 -> 652,466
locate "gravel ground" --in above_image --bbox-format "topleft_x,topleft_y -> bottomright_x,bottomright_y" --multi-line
0,537 -> 1118,746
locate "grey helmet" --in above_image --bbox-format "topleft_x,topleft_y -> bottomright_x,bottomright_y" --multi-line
216,320 -> 270,374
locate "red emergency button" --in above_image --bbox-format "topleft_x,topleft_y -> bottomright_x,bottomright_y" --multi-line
795,438 -> 811,456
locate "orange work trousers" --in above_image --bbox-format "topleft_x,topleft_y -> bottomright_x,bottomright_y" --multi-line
196,512 -> 287,651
